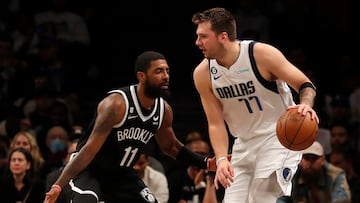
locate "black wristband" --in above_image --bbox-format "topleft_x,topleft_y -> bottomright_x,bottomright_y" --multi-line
176,146 -> 208,169
299,82 -> 316,92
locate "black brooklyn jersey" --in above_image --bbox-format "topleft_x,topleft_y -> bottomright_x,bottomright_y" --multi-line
76,85 -> 165,175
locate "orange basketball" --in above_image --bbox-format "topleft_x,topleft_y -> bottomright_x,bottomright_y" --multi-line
276,108 -> 318,151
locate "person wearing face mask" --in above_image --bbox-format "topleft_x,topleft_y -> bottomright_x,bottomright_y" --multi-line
45,126 -> 69,160
38,125 -> 69,186
45,138 -> 79,203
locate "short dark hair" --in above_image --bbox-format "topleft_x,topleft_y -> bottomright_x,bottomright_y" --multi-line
192,7 -> 237,41
134,51 -> 166,75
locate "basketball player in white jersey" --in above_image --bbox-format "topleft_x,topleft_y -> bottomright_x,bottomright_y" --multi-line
191,8 -> 319,203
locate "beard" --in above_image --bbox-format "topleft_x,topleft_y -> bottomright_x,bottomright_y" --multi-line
300,168 -> 321,183
144,80 -> 170,99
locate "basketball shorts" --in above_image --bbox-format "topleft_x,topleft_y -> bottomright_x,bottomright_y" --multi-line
70,169 -> 159,203
224,135 -> 302,202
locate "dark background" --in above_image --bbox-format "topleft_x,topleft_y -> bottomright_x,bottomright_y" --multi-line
88,0 -> 359,138
1,0 -> 359,140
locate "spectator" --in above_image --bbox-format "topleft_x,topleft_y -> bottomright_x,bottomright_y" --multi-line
134,152 -> 169,203
184,130 -> 204,145
327,94 -> 352,127
329,149 -> 360,203
38,125 -> 69,187
290,141 -> 351,203
45,138 -> 79,203
329,122 -> 360,173
0,148 -> 45,203
10,130 -> 45,172
178,139 -> 220,203
42,125 -> 69,163
330,122 -> 355,152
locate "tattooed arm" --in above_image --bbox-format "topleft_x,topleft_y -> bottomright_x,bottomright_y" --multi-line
44,93 -> 125,203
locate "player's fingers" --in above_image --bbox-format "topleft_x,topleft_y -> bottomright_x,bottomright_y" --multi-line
214,175 -> 220,190
299,105 -> 319,123
216,170 -> 232,188
228,164 -> 234,177
308,109 -> 319,123
44,191 -> 56,203
220,177 -> 231,188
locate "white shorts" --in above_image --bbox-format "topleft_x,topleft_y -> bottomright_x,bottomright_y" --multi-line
224,135 -> 302,203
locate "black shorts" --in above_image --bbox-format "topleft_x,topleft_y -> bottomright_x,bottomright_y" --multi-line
70,169 -> 159,203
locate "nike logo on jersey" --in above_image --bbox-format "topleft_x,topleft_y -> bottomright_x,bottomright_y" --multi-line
213,74 -> 223,80
128,115 -> 138,119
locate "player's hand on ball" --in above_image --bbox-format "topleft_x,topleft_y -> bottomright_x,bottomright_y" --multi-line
287,104 -> 319,124
277,107 -> 319,151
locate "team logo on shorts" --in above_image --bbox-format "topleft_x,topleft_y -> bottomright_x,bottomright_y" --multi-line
140,187 -> 156,203
282,167 -> 292,182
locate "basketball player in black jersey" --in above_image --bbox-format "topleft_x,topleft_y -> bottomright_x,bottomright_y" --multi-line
44,51 -> 218,203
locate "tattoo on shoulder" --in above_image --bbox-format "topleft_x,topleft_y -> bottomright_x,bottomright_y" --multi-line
94,106 -> 118,134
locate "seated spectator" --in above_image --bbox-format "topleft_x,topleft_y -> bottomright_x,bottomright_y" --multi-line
10,130 -> 45,172
330,122 -> 360,173
184,130 -> 204,145
43,125 -> 69,163
45,138 -> 79,203
329,149 -> 360,203
290,141 -> 351,203
0,148 -> 45,202
178,139 -> 220,203
330,122 -> 355,152
134,152 -> 169,203
38,125 -> 69,185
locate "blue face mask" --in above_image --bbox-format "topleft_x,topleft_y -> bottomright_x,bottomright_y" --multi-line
50,139 -> 66,153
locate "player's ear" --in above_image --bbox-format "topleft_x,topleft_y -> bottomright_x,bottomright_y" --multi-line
219,31 -> 228,41
136,71 -> 145,82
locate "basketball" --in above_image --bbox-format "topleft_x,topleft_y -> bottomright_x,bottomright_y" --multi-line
276,108 -> 318,151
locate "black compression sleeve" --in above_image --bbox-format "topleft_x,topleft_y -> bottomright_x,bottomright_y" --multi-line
176,146 -> 208,169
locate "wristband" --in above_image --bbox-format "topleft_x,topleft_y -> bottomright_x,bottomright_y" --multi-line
51,184 -> 62,192
299,82 -> 316,92
216,156 -> 228,166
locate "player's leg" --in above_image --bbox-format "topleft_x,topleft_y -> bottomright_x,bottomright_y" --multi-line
248,172 -> 282,203
248,136 -> 301,203
101,178 -> 158,203
70,170 -> 103,203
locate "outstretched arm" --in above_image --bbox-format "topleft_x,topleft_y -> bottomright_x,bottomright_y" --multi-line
44,93 -> 125,203
154,100 -> 218,171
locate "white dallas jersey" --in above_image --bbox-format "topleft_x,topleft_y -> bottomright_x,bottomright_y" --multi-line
210,40 -> 295,141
